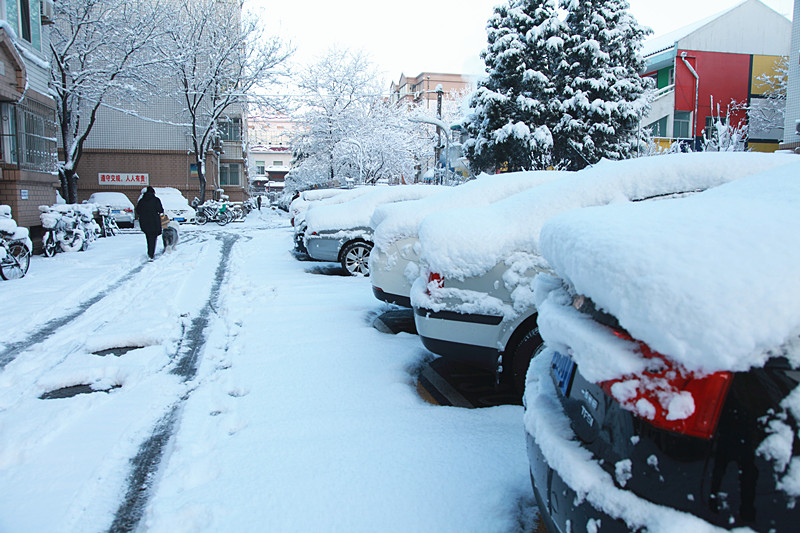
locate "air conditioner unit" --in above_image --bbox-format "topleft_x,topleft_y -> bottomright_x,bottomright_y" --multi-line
41,0 -> 55,25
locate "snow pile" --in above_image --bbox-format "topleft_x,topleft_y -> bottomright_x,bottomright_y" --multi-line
370,170 -> 568,252
538,160 -> 800,376
305,184 -> 447,234
417,152 -> 799,281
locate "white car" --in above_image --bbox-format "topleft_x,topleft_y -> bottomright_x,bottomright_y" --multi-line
368,170 -> 567,307
410,152 -> 799,396
304,184 -> 446,276
289,188 -> 348,227
140,187 -> 196,223
293,187 -> 375,255
86,192 -> 135,227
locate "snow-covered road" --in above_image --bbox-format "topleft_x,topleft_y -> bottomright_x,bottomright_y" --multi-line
0,209 -> 535,532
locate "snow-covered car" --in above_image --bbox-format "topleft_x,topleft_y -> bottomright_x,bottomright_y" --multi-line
289,188 -> 348,227
304,184 -> 446,276
139,187 -> 196,223
86,192 -> 135,227
293,187 -> 376,255
411,152 -> 799,396
368,170 -> 567,307
525,161 -> 800,533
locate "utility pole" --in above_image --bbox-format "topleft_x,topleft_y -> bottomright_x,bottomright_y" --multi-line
435,86 -> 443,183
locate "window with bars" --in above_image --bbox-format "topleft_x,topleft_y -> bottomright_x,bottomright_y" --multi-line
0,99 -> 57,172
219,117 -> 242,141
220,163 -> 241,186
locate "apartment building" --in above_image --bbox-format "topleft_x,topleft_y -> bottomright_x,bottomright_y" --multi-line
0,0 -> 58,228
247,114 -> 297,200
781,0 -> 800,151
641,0 -> 791,152
389,72 -> 471,110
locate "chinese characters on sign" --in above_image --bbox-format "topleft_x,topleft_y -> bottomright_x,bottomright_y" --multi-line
98,173 -> 150,186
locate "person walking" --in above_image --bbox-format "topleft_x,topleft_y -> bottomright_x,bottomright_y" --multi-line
135,186 -> 164,261
257,195 -> 262,211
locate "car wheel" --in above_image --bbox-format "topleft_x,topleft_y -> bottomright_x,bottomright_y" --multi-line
507,325 -> 543,397
340,241 -> 372,276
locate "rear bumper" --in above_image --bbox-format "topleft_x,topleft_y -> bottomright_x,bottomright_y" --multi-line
372,286 -> 411,308
526,432 -> 630,533
413,306 -> 502,371
306,236 -> 344,262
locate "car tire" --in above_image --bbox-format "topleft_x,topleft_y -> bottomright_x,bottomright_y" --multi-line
507,325 -> 543,397
340,241 -> 372,276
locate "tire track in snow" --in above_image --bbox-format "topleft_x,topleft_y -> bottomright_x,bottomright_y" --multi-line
0,232 -> 208,371
108,232 -> 239,532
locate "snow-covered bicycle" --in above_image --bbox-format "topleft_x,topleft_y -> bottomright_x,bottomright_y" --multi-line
0,206 -> 31,280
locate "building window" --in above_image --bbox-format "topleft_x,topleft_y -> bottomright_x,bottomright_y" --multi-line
273,160 -> 282,166
645,116 -> 668,137
705,115 -> 727,136
219,117 -> 241,141
256,161 -> 265,175
0,99 -> 56,171
673,111 -> 692,139
220,163 -> 241,186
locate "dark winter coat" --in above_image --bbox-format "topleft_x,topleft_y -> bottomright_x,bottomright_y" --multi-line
136,190 -> 164,235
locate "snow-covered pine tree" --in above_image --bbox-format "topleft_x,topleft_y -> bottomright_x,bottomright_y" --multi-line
463,0 -> 564,173
554,0 -> 651,169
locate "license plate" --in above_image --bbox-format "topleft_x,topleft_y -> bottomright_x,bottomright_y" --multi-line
551,351 -> 576,396
175,217 -> 185,222
111,209 -> 122,214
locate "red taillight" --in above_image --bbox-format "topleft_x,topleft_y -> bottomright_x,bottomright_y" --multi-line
600,332 -> 732,439
426,272 -> 443,295
124,208 -> 133,213
290,217 -> 295,226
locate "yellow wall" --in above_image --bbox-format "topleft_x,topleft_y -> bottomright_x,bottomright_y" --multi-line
751,55 -> 786,95
747,141 -> 780,153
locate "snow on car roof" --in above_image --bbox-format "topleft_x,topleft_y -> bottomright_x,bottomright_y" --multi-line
417,152 -> 799,280
302,188 -> 348,202
370,170 -> 569,253
87,192 -> 134,207
539,161 -> 800,375
305,184 -> 447,233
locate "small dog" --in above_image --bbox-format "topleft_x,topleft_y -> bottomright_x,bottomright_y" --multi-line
161,220 -> 180,253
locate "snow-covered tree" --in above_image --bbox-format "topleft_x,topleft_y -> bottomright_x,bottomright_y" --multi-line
464,0 -> 565,173
333,100 -> 429,184
744,57 -> 788,140
160,0 -> 290,202
554,0 -> 652,169
289,48 -> 433,190
290,47 -> 381,188
50,0 -> 173,203
702,97 -> 747,152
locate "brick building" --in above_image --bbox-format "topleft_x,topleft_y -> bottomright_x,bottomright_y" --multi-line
0,0 -> 58,229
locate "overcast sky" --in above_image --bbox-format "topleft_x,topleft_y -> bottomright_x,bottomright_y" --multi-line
246,0 -> 795,90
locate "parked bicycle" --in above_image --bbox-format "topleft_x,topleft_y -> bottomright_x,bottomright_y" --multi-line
195,201 -> 233,225
0,205 -> 31,280
97,205 -> 120,237
40,205 -> 94,256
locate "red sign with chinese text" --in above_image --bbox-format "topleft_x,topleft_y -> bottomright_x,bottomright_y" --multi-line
98,173 -> 149,186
